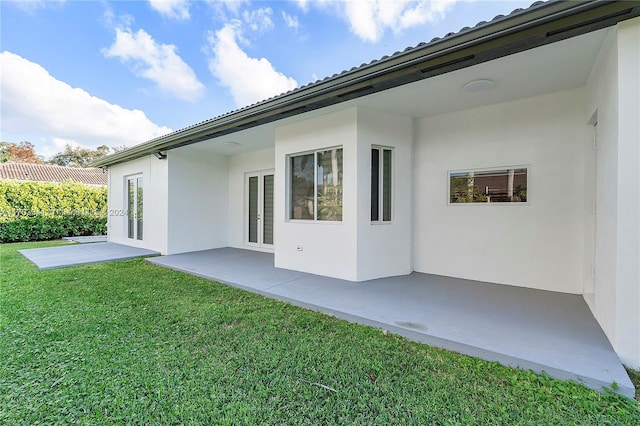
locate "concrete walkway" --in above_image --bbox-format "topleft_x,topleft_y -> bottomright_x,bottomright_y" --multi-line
148,247 -> 634,398
20,242 -> 159,270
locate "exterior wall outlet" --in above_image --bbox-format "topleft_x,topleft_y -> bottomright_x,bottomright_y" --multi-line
296,245 -> 303,252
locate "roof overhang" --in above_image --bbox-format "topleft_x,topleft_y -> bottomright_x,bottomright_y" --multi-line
92,0 -> 640,168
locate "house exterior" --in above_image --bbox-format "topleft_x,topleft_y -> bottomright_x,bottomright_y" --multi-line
93,1 -> 640,370
0,162 -> 107,186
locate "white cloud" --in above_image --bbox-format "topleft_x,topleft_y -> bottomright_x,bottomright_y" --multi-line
206,0 -> 248,18
282,11 -> 300,30
298,0 -> 460,42
242,7 -> 274,32
148,0 -> 191,20
39,138 -> 85,160
206,23 -> 298,108
296,0 -> 310,13
103,27 -> 205,102
11,0 -> 66,14
0,51 -> 172,156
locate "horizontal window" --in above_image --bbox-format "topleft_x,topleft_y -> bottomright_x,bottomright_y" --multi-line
449,168 -> 527,204
290,148 -> 343,221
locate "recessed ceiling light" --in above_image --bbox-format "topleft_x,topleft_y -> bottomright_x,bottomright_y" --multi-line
462,79 -> 495,93
224,141 -> 241,147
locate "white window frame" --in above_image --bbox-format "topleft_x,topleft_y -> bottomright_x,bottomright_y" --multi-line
447,165 -> 530,206
125,174 -> 144,240
287,146 -> 343,223
371,145 -> 394,223
244,170 -> 275,249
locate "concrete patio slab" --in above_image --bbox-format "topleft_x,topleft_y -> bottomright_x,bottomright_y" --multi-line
20,242 -> 159,270
148,247 -> 635,398
62,235 -> 108,243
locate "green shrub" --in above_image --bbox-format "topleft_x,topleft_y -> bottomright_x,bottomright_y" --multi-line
0,180 -> 107,242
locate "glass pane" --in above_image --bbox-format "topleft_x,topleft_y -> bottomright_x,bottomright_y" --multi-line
248,176 -> 258,243
450,168 -> 527,203
127,179 -> 134,239
263,174 -> 274,245
136,177 -> 143,240
290,154 -> 315,220
371,148 -> 379,221
382,149 -> 392,221
317,148 -> 343,221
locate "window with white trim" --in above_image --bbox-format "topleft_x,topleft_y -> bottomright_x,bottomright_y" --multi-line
371,146 -> 392,222
289,147 -> 343,221
449,167 -> 527,204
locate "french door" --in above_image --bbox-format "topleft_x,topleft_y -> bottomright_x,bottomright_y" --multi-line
127,175 -> 143,240
246,171 -> 274,248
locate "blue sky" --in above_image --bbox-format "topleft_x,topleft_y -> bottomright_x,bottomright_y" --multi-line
1,0 -> 533,159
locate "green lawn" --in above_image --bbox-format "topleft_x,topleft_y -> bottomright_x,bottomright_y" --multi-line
1,241 -> 639,425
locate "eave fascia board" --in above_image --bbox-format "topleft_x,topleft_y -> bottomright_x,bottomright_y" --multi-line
92,0 -> 639,168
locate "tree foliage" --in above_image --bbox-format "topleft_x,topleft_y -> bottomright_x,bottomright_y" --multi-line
0,142 -> 11,163
48,144 -> 114,168
1,141 -> 42,163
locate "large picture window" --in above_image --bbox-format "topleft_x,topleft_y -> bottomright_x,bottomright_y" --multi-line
371,146 -> 392,222
290,147 -> 343,221
449,167 -> 527,204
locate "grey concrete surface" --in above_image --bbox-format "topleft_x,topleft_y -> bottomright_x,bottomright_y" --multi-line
62,235 -> 108,243
148,247 -> 635,398
20,242 -> 159,270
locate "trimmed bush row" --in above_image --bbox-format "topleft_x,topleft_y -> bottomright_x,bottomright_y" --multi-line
0,180 -> 107,243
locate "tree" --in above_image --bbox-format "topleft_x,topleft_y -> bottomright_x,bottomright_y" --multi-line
5,141 -> 42,164
48,144 -> 115,168
0,142 -> 11,163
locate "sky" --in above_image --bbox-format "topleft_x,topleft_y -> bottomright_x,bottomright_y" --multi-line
1,0 -> 533,159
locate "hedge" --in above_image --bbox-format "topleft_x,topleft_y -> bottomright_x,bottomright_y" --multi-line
0,180 -> 107,243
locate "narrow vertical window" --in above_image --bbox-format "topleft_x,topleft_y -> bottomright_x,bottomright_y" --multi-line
127,175 -> 143,240
371,147 -> 393,222
371,148 -> 380,221
127,179 -> 135,239
382,149 -> 392,221
248,176 -> 258,243
290,154 -> 315,220
316,148 -> 343,221
136,177 -> 143,240
263,174 -> 274,245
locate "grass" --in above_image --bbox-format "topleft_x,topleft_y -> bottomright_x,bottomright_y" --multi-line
1,241 -> 639,425
628,368 -> 640,403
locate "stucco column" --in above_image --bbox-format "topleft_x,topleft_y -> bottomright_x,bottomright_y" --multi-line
615,17 -> 640,369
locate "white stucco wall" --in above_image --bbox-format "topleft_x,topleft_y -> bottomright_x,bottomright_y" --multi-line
356,108 -> 413,280
614,17 -> 640,369
107,155 -> 168,253
585,28 -> 619,352
414,88 -> 587,294
583,19 -> 640,369
227,147 -> 275,250
275,108 -> 359,280
166,147 -> 229,254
